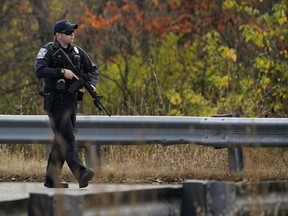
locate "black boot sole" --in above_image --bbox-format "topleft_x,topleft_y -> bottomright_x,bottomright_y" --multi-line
79,169 -> 94,188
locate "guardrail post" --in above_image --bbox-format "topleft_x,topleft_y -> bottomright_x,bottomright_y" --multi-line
181,180 -> 236,216
228,147 -> 243,172
180,180 -> 207,215
28,193 -> 83,216
213,113 -> 244,172
84,143 -> 101,169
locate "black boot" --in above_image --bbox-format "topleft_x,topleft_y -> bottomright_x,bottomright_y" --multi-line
79,168 -> 94,188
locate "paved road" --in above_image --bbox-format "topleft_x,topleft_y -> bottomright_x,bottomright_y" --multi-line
0,182 -> 180,202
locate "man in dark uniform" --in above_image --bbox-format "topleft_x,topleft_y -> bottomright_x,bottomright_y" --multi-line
34,20 -> 98,188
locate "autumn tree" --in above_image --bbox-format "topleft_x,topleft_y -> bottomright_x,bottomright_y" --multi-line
1,0 -> 288,117
77,0 -> 288,117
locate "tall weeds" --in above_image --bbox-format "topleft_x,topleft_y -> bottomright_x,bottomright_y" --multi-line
1,144 -> 287,183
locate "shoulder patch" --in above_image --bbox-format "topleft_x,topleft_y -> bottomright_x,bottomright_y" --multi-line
37,48 -> 48,59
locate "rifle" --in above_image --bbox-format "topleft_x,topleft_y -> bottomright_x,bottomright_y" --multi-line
52,48 -> 111,116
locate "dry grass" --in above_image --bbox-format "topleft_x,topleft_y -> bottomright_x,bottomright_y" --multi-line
0,144 -> 288,183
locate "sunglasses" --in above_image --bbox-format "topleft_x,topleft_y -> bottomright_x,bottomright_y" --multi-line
60,30 -> 75,35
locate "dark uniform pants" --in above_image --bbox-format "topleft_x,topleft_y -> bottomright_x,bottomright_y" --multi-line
45,94 -> 86,184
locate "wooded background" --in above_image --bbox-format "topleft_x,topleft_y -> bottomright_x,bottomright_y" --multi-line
1,0 -> 288,117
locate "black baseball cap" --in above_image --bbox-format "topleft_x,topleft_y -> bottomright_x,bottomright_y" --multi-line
53,20 -> 78,34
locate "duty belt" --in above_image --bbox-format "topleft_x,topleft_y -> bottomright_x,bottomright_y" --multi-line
54,92 -> 78,101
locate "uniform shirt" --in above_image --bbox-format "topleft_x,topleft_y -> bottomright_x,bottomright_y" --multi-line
35,39 -> 99,93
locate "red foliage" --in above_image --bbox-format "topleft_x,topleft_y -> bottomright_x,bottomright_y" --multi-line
106,3 -> 120,13
79,7 -> 122,29
121,3 -> 138,13
152,17 -> 170,33
78,0 -> 246,52
97,39 -> 105,47
17,5 -> 29,14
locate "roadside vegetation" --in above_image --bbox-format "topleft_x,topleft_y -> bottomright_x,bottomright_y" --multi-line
1,144 -> 288,183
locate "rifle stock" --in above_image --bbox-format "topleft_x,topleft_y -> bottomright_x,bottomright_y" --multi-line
52,48 -> 111,116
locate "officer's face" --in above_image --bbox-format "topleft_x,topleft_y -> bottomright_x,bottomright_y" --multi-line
61,31 -> 75,42
56,31 -> 75,47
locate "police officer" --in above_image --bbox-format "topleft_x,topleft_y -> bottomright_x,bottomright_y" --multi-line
34,20 -> 99,188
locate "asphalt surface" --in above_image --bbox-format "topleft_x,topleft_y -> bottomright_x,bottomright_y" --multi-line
0,182 -> 180,202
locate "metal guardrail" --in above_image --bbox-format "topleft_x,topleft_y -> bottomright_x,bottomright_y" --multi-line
2,180 -> 287,215
28,186 -> 182,216
1,115 -> 288,215
181,180 -> 288,215
1,115 -> 288,172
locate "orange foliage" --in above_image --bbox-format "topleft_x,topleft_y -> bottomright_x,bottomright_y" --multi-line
170,14 -> 193,33
125,18 -> 138,33
79,7 -> 122,29
121,3 -> 138,13
106,3 -> 120,13
152,17 -> 170,34
97,39 -> 105,47
79,1 -> 230,41
120,48 -> 127,57
107,14 -> 122,26
17,5 -> 29,14
136,12 -> 152,32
